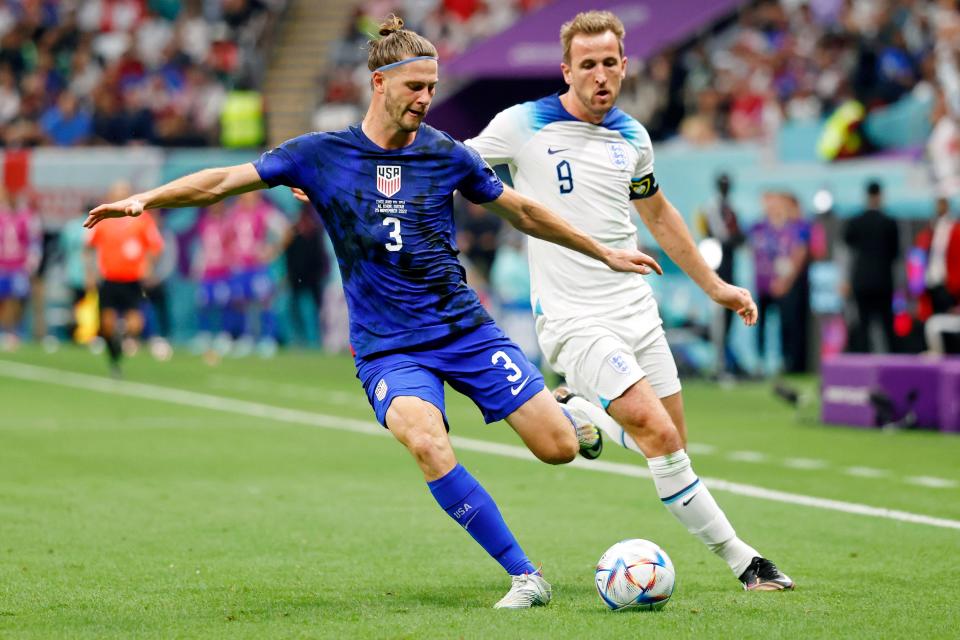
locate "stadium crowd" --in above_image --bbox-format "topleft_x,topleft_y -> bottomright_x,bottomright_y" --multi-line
621,0 -> 954,145
0,0 -> 283,148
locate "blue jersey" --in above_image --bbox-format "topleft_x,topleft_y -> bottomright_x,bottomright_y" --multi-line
253,124 -> 504,357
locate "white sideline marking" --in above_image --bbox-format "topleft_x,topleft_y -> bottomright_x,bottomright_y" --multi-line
685,442 -> 716,455
844,466 -> 890,478
783,457 -> 829,470
2,359 -> 960,532
206,374 -> 359,405
906,476 -> 959,489
727,450 -> 767,463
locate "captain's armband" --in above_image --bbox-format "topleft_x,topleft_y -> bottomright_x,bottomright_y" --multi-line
629,173 -> 659,200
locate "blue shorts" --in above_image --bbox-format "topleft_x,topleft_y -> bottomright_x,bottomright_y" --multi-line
355,322 -> 545,428
0,270 -> 30,300
197,276 -> 231,308
230,267 -> 273,304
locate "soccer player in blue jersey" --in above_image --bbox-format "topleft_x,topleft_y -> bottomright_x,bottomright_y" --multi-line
84,16 -> 661,609
465,11 -> 794,592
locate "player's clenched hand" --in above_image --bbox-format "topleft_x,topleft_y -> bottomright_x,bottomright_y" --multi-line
290,187 -> 310,204
84,198 -> 145,228
710,282 -> 758,326
604,248 -> 663,276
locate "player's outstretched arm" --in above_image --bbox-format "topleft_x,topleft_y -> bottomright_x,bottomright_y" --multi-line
485,186 -> 662,276
84,163 -> 267,228
633,191 -> 757,326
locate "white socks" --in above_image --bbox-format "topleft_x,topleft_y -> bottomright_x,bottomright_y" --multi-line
647,450 -> 759,577
566,394 -> 761,576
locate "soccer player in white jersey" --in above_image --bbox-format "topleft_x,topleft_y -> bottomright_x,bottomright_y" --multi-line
465,11 -> 795,591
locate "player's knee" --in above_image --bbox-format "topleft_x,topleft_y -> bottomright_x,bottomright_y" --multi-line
404,430 -> 444,463
623,407 -> 683,453
533,432 -> 577,465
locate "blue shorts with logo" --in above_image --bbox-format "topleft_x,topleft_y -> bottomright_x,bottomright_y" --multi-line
0,270 -> 30,300
355,321 -> 545,428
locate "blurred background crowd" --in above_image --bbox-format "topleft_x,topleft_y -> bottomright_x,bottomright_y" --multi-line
0,0 -> 958,377
0,0 -> 283,148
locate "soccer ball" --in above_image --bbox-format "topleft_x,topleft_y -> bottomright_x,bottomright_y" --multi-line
595,538 -> 675,611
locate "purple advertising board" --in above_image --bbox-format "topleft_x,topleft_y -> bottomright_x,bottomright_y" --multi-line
444,0 -> 746,79
821,354 -> 959,432
939,360 -> 960,433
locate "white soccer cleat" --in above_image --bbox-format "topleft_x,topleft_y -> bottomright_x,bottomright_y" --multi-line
493,573 -> 552,609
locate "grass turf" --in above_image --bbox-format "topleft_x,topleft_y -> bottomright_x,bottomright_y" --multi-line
0,345 -> 958,639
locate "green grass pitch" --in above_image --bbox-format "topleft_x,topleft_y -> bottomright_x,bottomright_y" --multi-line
0,345 -> 958,639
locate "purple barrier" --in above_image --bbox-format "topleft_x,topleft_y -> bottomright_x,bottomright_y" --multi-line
940,360 -> 960,433
821,354 -> 955,431
821,355 -> 879,428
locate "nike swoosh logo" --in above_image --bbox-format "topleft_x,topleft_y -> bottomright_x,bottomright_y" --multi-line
682,493 -> 698,507
511,376 -> 531,396
547,148 -> 569,155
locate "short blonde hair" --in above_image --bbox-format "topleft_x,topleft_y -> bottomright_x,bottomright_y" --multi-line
367,15 -> 438,71
560,11 -> 625,63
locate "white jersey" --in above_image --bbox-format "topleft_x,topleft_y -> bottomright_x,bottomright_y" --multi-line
466,94 -> 660,321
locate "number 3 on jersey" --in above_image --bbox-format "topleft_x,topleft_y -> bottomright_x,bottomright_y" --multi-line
383,216 -> 403,251
556,160 -> 574,194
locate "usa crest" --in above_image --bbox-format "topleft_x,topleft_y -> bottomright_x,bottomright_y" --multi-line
606,142 -> 628,170
377,166 -> 402,198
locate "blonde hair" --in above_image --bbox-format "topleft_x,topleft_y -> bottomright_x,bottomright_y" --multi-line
367,15 -> 438,71
560,11 -> 625,63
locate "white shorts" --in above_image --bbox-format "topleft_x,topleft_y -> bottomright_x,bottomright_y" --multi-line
536,312 -> 681,408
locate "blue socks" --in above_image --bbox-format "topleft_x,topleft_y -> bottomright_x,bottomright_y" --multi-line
428,464 -> 536,576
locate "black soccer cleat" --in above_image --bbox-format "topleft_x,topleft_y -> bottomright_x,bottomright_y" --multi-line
738,557 -> 795,591
553,386 -> 603,460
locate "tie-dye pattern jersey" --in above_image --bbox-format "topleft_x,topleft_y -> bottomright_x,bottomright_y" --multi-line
253,124 -> 504,357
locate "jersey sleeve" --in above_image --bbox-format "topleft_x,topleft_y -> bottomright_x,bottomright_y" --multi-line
253,134 -> 314,188
628,123 -> 660,201
455,143 -> 505,204
465,105 -> 530,166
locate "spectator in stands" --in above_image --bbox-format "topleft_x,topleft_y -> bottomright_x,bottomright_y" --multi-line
39,90 -> 92,146
843,180 -> 901,353
0,64 -> 20,127
928,89 -> 960,196
0,0 -> 282,148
